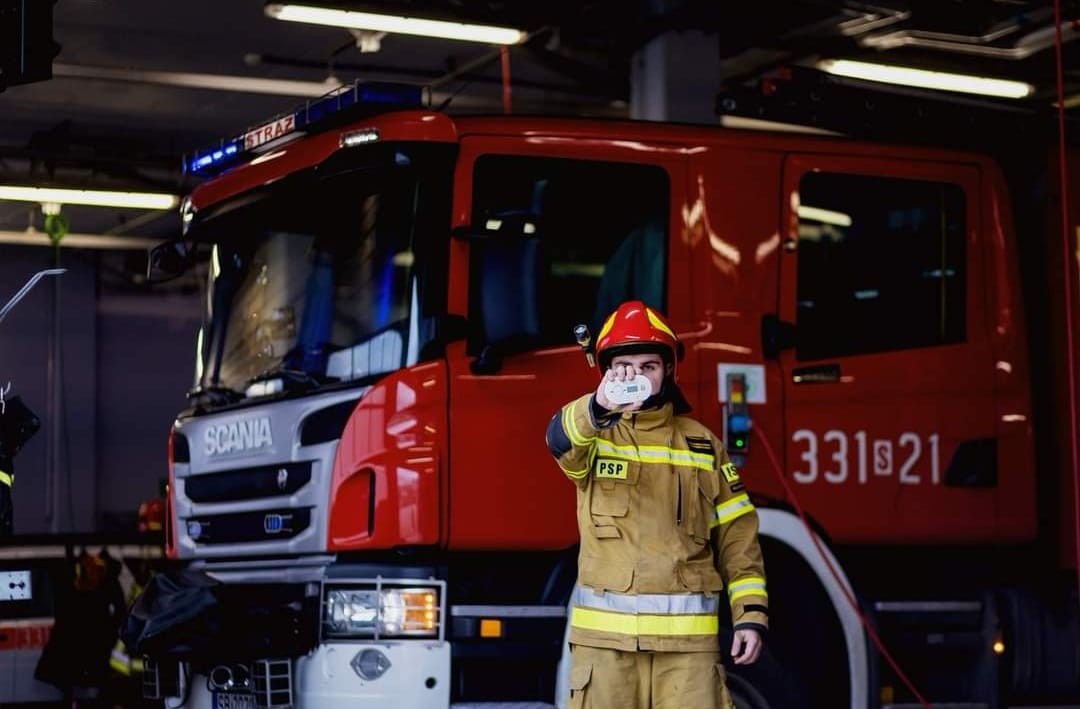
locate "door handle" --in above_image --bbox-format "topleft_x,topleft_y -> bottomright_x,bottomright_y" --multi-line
761,315 -> 796,359
791,364 -> 840,384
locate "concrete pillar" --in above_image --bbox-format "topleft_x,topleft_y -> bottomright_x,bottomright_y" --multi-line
630,29 -> 723,124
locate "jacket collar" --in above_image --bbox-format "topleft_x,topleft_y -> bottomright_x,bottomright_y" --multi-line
621,402 -> 674,431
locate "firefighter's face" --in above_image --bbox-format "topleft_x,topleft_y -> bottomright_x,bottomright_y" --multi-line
610,352 -> 669,394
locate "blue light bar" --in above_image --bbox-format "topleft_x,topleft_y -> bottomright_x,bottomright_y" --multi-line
184,82 -> 426,177
187,139 -> 242,175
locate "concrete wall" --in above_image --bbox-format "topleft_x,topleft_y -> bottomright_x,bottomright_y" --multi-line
0,245 -> 199,534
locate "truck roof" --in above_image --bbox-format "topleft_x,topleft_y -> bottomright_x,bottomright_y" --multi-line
189,108 -> 995,211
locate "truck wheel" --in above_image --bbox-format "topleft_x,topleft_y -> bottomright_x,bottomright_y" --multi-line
723,642 -> 807,709
727,672 -> 773,709
996,585 -> 1080,702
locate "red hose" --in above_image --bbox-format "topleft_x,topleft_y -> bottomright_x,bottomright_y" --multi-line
1052,0 -> 1080,609
752,425 -> 931,708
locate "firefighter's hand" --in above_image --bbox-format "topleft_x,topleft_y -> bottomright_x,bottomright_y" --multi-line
730,628 -> 762,665
595,364 -> 645,412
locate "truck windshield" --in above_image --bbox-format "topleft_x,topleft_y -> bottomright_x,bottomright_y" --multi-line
190,143 -> 452,400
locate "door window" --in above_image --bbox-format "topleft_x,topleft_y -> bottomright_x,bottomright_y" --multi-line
471,155 -> 669,347
795,172 -> 966,360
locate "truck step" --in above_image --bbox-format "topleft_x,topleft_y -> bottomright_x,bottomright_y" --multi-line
883,704 -> 987,709
451,704 -> 554,708
873,596 -> 998,707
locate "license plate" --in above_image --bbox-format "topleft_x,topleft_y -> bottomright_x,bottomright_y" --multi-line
212,692 -> 256,709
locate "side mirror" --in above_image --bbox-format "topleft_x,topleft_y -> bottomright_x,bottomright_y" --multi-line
147,240 -> 193,283
455,218 -> 544,373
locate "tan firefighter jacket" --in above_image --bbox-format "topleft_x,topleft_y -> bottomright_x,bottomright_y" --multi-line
546,393 -> 768,652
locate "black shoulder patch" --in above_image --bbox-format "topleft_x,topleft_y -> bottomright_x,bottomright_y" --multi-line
685,435 -> 714,456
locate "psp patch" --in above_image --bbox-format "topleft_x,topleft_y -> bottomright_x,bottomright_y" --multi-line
595,459 -> 628,480
720,462 -> 741,484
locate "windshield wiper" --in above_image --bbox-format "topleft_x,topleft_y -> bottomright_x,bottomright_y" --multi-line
187,385 -> 245,406
246,367 -> 322,394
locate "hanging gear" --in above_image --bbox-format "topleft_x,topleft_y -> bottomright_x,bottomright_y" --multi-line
0,394 -> 40,537
36,549 -> 126,693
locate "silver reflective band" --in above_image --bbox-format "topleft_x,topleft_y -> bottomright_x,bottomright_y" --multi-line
572,586 -> 719,615
593,441 -> 715,471
712,493 -> 754,527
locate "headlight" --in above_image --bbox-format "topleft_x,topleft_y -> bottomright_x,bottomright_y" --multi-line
326,589 -> 380,635
324,586 -> 440,638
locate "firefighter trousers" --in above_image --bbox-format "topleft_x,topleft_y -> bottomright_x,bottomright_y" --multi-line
567,644 -> 734,709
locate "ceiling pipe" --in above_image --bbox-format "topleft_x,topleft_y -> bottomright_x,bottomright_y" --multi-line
47,63 -> 623,115
250,51 -> 620,98
836,4 -> 911,37
52,63 -> 344,97
861,18 -> 1078,59
0,230 -> 160,250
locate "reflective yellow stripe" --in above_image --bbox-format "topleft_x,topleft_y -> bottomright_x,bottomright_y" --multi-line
597,312 -> 618,343
109,646 -> 131,675
638,444 -> 714,468
0,470 -> 12,487
727,576 -> 768,602
711,493 -> 754,527
559,461 -> 590,479
593,441 -> 714,471
563,402 -> 595,447
571,606 -> 719,636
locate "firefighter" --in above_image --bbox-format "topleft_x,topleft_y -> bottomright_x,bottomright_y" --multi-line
0,394 -> 40,537
546,301 -> 768,709
0,452 -> 13,536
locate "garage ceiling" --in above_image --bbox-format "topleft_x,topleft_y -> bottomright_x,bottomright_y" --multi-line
0,0 -> 1076,245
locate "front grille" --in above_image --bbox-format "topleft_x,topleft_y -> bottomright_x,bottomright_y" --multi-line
185,462 -> 312,503
142,658 -> 184,700
253,658 -> 293,708
184,508 -> 311,545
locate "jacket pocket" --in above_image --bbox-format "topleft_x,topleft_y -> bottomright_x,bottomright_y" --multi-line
680,469 -> 717,544
714,663 -> 734,709
568,663 -> 592,708
580,557 -> 634,593
676,558 -> 723,593
589,460 -> 639,518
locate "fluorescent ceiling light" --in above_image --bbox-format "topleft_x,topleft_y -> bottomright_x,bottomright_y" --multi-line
0,186 -> 179,210
817,59 -> 1034,99
798,205 -> 852,227
266,3 -> 526,45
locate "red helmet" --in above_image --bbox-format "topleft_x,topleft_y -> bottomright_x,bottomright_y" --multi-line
595,301 -> 683,378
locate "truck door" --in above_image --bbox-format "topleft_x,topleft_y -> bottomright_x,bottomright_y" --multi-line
445,135 -> 689,549
778,155 -> 1000,543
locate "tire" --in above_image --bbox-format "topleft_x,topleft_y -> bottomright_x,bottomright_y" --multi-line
722,637 -> 807,709
727,672 -> 774,709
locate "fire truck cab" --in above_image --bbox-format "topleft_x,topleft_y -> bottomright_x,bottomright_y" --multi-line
143,83 -> 1079,708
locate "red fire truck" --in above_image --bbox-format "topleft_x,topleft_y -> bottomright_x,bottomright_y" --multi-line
141,82 -> 1080,708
